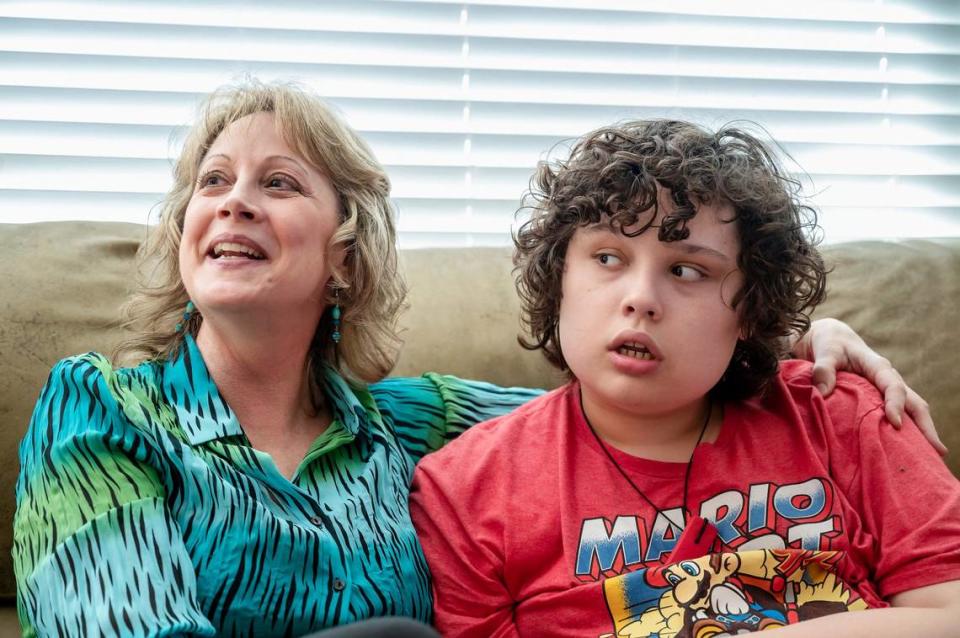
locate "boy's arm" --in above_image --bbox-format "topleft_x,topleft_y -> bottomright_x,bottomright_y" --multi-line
409,461 -> 520,638
779,375 -> 960,637
761,580 -> 960,637
794,317 -> 945,454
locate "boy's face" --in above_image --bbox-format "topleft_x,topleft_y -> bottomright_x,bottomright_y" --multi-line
558,200 -> 743,422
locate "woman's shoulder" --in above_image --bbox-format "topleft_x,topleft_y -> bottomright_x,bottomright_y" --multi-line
45,351 -> 161,398
28,353 -> 164,443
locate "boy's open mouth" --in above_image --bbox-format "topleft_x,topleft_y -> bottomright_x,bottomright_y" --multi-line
617,342 -> 654,360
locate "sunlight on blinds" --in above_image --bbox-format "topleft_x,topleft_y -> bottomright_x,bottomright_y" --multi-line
1,0 -> 958,245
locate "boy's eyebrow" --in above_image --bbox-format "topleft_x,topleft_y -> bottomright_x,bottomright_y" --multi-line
579,224 -> 627,239
579,225 -> 734,262
675,242 -> 732,262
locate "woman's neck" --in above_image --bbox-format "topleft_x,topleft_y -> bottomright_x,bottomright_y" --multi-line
195,319 -> 334,479
195,319 -> 321,436
580,387 -> 718,462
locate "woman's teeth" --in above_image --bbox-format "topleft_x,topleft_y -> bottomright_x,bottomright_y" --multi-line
211,241 -> 265,259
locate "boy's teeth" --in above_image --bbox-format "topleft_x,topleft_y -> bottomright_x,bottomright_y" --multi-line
617,344 -> 653,360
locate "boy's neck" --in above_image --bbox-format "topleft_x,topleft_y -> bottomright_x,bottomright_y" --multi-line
579,386 -> 718,462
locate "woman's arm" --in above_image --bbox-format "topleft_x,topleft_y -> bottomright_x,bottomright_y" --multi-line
371,374 -> 543,462
380,318 -> 943,461
795,318 -> 945,454
14,357 -> 214,637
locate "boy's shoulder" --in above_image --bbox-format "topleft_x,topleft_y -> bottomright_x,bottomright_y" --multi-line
777,359 -> 885,420
768,360 -> 890,468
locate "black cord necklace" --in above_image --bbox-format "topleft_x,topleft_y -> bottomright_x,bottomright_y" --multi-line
580,389 -> 712,530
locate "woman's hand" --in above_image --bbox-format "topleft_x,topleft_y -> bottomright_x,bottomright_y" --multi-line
794,318 -> 947,456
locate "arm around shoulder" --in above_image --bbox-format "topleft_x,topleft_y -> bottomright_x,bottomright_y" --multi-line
372,373 -> 542,462
15,356 -> 214,636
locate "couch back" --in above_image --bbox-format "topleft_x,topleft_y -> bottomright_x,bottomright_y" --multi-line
1,221 -> 958,600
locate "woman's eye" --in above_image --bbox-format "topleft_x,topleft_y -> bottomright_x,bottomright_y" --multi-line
266,174 -> 300,190
671,264 -> 705,281
596,253 -> 622,266
198,172 -> 225,188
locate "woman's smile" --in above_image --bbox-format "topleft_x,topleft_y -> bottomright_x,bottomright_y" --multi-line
179,112 -> 343,319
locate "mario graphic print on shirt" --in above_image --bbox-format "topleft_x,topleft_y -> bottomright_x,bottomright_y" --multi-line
581,477 -> 870,637
601,548 -> 867,637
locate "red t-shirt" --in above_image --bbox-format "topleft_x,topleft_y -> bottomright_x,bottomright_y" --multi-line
410,361 -> 960,637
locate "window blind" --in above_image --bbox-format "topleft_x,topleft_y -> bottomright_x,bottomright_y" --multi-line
1,0 -> 958,246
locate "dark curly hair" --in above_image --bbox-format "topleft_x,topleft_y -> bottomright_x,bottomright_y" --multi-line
513,119 -> 827,401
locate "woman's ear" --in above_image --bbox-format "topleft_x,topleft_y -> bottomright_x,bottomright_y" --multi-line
328,239 -> 348,272
321,242 -> 350,305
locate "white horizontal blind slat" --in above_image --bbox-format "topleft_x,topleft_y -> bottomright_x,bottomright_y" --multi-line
8,18 -> 960,86
0,1 -> 957,245
394,0 -> 960,26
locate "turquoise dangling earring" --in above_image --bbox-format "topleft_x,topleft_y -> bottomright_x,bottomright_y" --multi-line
175,300 -> 196,332
331,290 -> 342,344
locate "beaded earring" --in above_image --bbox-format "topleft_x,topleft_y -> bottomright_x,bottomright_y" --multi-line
331,290 -> 342,344
175,300 -> 196,333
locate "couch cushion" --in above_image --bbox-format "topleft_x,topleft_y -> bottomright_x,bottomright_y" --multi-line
1,222 -> 146,599
394,247 -> 563,389
2,222 -> 958,603
814,238 -> 960,470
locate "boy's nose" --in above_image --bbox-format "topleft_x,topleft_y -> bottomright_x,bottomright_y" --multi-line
622,280 -> 662,320
623,303 -> 660,320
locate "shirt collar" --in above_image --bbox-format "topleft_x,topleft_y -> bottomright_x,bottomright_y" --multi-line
161,334 -> 372,446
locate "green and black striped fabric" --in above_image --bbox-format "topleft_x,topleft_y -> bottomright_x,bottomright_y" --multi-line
14,335 -> 542,637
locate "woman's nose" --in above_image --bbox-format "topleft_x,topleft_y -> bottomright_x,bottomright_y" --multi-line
218,181 -> 260,221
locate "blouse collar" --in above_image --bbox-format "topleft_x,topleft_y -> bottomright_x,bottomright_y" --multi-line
161,334 -> 372,446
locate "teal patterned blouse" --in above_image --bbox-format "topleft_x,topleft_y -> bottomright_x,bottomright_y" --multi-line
13,335 -> 541,637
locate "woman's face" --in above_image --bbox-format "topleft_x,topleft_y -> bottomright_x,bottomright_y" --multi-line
179,112 -> 343,327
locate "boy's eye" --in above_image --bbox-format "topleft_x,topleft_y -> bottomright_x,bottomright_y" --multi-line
671,264 -> 705,281
596,253 -> 622,266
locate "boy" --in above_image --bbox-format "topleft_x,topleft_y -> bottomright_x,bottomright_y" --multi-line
409,120 -> 960,637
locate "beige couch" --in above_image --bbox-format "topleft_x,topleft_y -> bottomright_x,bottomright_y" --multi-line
1,221 -> 958,632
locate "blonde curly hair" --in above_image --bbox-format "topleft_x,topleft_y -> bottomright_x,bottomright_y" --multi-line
115,80 -> 407,385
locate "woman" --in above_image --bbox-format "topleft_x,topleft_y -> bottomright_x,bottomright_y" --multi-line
12,81 -> 941,637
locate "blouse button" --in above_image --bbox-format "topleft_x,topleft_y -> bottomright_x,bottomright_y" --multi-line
333,578 -> 346,592
309,515 -> 324,528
